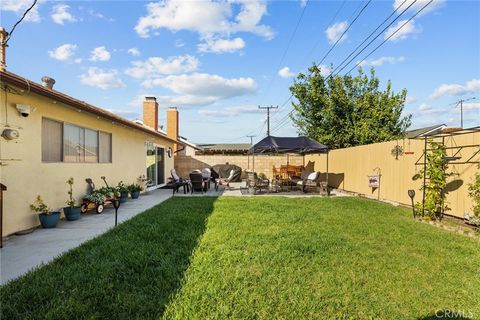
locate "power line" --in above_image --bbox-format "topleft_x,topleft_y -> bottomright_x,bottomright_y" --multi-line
258,105 -> 279,136
261,0 -> 310,99
270,1 -> 373,132
327,0 -> 413,79
451,97 -> 476,128
318,0 -> 372,66
2,0 -> 38,45
272,0 -> 434,135
342,0 -> 434,76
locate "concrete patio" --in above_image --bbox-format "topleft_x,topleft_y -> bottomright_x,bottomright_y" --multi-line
0,189 -> 172,285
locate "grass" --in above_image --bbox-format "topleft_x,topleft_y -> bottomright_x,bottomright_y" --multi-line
1,197 -> 479,319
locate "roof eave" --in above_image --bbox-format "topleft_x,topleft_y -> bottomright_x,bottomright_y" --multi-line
0,70 -> 184,146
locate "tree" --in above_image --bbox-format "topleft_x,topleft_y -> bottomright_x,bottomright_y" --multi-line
289,64 -> 411,149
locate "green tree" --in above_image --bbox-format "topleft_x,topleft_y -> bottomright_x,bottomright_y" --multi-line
289,64 -> 411,148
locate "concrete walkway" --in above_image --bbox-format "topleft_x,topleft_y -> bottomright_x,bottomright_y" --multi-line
0,189 -> 172,285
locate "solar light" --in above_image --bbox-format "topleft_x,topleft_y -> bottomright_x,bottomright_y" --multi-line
113,199 -> 121,226
408,190 -> 416,219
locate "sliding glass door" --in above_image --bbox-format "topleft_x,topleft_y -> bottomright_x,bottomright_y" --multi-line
145,142 -> 165,188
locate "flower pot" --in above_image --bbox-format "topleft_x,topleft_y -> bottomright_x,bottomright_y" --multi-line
131,191 -> 140,199
63,206 -> 81,221
38,212 -> 61,228
119,192 -> 129,203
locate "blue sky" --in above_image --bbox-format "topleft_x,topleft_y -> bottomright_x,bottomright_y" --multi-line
1,0 -> 479,144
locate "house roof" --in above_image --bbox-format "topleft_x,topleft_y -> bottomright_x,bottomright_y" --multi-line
405,124 -> 446,139
197,143 -> 251,152
0,70 -> 184,146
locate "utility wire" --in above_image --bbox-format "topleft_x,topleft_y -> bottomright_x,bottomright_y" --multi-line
327,0 -> 412,78
261,0 -> 310,100
342,0 -> 433,76
327,0 -> 419,79
272,0 -> 434,134
3,0 -> 38,45
272,0 -> 372,131
318,0 -> 372,66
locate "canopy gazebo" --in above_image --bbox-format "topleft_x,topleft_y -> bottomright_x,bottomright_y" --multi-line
248,136 -> 330,192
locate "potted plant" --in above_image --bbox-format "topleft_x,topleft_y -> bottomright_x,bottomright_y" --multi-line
128,184 -> 143,199
117,181 -> 129,203
30,195 -> 60,228
63,177 -> 81,221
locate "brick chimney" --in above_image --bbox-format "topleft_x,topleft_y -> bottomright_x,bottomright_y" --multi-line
143,97 -> 158,130
167,107 -> 179,152
0,28 -> 8,71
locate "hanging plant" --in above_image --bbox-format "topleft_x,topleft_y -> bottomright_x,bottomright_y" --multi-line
412,141 -> 453,220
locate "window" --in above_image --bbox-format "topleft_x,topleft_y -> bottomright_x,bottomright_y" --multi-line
41,118 -> 112,163
99,132 -> 112,163
42,118 -> 63,162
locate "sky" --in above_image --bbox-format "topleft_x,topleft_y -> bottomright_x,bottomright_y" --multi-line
1,0 -> 479,144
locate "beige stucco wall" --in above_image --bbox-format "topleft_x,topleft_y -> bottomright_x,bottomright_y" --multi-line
0,87 -> 174,236
305,134 -> 479,218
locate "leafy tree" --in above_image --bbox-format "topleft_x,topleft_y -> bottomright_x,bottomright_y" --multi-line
289,64 -> 411,148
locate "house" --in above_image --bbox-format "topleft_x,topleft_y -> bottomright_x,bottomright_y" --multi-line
0,70 -> 187,236
405,124 -> 446,139
195,143 -> 251,155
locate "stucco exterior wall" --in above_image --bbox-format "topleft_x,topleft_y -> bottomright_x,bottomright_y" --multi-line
305,134 -> 479,218
1,87 -> 174,236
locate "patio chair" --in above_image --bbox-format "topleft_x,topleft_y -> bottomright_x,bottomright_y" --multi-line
217,169 -> 235,189
171,169 -> 190,195
298,172 -> 321,193
189,172 -> 205,194
246,171 -> 270,194
201,168 -> 212,190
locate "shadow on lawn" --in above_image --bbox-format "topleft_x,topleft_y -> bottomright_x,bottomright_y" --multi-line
0,196 -> 218,319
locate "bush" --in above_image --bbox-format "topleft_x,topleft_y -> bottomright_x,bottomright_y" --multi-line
467,164 -> 480,224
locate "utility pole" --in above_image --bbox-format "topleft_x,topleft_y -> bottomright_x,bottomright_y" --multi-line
258,105 -> 278,136
452,97 -> 476,128
246,135 -> 255,171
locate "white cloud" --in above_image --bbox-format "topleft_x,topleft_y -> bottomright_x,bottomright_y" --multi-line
198,37 -> 245,54
405,95 -> 417,104
1,0 -> 42,22
393,0 -> 445,17
144,73 -> 256,97
199,105 -> 264,117
141,73 -> 256,107
89,46 -> 111,62
325,21 -> 348,44
278,67 -> 294,78
125,55 -> 199,80
74,58 -> 82,64
429,79 -> 480,100
51,4 -> 76,25
127,48 -> 141,56
80,67 -> 125,90
358,56 -> 405,67
175,39 -> 186,48
299,0 -> 308,8
318,64 -> 332,77
416,103 -> 445,115
384,19 -> 420,41
88,8 -> 114,22
134,0 -> 273,39
48,44 -> 77,61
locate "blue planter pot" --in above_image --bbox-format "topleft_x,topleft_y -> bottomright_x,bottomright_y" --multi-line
63,207 -> 81,221
131,191 -> 140,199
120,192 -> 128,203
39,212 -> 61,228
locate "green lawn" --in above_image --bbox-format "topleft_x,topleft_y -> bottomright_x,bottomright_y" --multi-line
1,197 -> 479,319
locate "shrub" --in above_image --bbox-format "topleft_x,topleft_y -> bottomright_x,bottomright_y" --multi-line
467,164 -> 480,223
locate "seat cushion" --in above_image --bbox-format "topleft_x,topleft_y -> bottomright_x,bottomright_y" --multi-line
307,172 -> 318,181
300,171 -> 312,180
